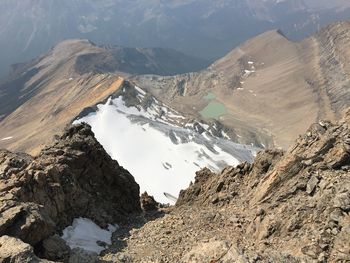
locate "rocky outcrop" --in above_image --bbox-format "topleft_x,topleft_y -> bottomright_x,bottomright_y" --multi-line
175,110 -> 350,262
102,110 -> 350,262
0,123 -> 141,260
140,192 -> 159,212
0,235 -> 53,263
176,149 -> 284,206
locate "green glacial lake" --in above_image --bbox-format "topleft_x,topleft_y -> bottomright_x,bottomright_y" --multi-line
200,101 -> 227,119
203,92 -> 216,100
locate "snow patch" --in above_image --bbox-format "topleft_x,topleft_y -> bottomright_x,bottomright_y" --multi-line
62,218 -> 117,254
75,95 -> 257,203
135,86 -> 146,95
1,137 -> 13,141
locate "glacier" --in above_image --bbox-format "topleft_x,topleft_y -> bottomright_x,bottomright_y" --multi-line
75,86 -> 257,203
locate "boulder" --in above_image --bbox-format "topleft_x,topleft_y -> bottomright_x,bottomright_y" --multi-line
40,235 -> 71,262
68,248 -> 98,263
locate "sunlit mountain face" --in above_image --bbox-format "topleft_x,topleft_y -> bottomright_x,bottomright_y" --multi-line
0,0 -> 350,77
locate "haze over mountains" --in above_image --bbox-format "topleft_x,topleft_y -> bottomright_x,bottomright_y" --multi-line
1,0 -> 350,77
0,2 -> 350,262
2,22 -> 350,153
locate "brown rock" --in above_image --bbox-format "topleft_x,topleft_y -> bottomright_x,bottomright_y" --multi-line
140,192 -> 159,212
181,240 -> 248,263
68,248 -> 98,263
39,235 -> 71,262
0,123 -> 141,249
0,235 -> 53,263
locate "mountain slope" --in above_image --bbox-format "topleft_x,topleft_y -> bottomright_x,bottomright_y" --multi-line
100,108 -> 350,263
132,21 -> 350,149
1,0 -> 350,77
0,37 -> 257,203
1,22 -> 350,155
1,109 -> 349,262
74,82 -> 257,202
0,38 -> 207,120
0,39 -> 207,154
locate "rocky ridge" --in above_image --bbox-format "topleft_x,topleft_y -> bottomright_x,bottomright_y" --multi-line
101,109 -> 350,262
0,38 -> 207,155
1,111 -> 349,262
0,123 -> 141,262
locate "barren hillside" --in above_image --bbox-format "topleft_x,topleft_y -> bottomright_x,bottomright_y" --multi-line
0,39 -> 206,154
133,21 -> 350,149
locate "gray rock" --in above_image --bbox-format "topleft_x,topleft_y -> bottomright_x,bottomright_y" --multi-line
181,240 -> 249,263
333,191 -> 350,212
306,175 -> 319,195
40,235 -> 71,261
69,248 -> 98,263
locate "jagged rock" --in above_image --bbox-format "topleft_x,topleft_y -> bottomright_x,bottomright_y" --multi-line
2,107 -> 350,262
39,235 -> 71,262
176,150 -> 284,206
330,218 -> 350,262
0,235 -> 53,263
306,174 -> 319,195
102,109 -> 350,262
140,192 -> 159,212
0,202 -> 56,246
0,123 -> 141,255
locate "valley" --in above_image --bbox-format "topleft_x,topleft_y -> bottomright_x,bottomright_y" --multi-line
0,1 -> 350,261
1,22 -> 350,201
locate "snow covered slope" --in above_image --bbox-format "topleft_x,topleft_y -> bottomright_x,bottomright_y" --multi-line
75,84 -> 257,203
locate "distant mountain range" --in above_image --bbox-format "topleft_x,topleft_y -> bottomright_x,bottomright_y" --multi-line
1,0 -> 350,77
0,39 -> 257,202
1,19 -> 350,220
0,39 -> 207,123
1,21 -> 350,155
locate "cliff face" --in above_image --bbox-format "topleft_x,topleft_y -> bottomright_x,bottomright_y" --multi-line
0,123 -> 141,251
312,22 -> 350,114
